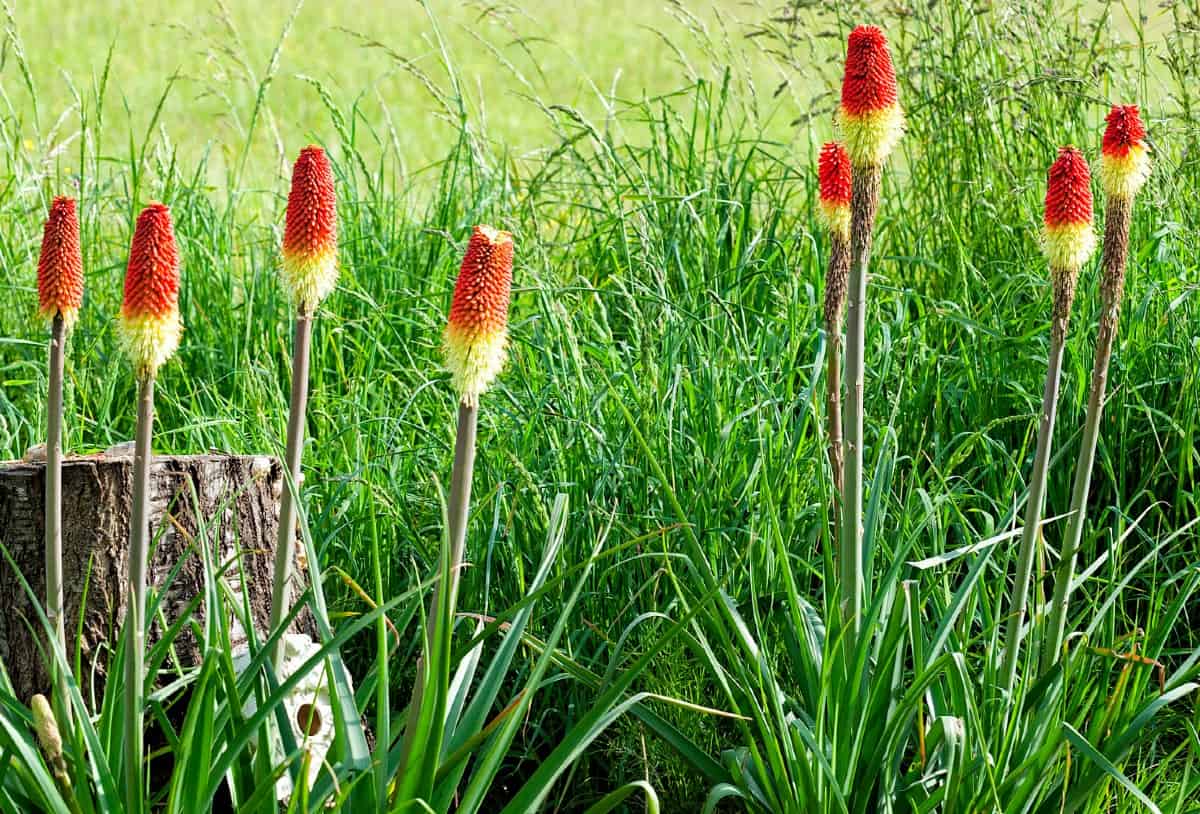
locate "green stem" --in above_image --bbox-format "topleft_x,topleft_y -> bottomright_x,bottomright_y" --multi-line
396,402 -> 477,780
45,313 -> 69,717
124,373 -> 155,814
269,307 -> 313,670
840,163 -> 881,642
440,402 -> 478,614
1001,269 -> 1077,695
1041,198 -> 1132,672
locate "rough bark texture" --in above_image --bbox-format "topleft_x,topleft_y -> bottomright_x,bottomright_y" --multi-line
1099,197 -> 1132,319
1050,265 -> 1080,346
824,235 -> 851,498
0,453 -> 312,701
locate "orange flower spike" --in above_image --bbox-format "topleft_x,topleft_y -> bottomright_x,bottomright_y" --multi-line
119,203 -> 182,378
281,145 -> 339,308
1043,147 -> 1096,272
839,25 -> 904,168
36,197 -> 84,327
1099,105 -> 1150,201
818,142 -> 852,241
444,225 -> 514,405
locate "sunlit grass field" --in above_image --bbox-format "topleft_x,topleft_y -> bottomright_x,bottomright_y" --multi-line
7,0 -> 807,183
2,0 -> 1199,810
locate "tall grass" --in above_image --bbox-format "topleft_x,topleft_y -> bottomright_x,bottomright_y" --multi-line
0,0 -> 1198,809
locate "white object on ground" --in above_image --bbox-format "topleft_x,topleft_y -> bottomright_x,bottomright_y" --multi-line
232,632 -> 340,801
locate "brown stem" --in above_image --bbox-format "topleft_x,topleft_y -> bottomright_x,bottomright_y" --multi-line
824,235 -> 850,499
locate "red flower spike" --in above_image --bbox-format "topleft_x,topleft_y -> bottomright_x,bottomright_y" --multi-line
281,145 -> 339,308
819,142 -> 852,206
444,225 -> 514,405
1044,147 -> 1093,229
841,26 -> 899,117
119,203 -> 182,376
838,25 -> 904,166
1100,105 -> 1150,200
1042,147 -> 1096,271
1102,105 -> 1146,159
818,142 -> 852,240
36,197 -> 84,326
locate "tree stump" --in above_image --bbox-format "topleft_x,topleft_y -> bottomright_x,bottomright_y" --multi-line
0,452 -> 311,702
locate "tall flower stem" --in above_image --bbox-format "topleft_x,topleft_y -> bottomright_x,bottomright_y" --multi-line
35,196 -> 82,716
116,202 -> 180,811
999,287 -> 1073,693
819,140 -> 852,502
441,403 -> 478,613
840,162 -> 881,639
396,401 -> 478,777
269,306 -> 313,670
835,24 -> 902,643
123,373 -> 155,814
1000,146 -> 1094,696
1040,196 -> 1133,672
396,225 -> 511,791
269,145 -> 339,672
45,313 -> 68,715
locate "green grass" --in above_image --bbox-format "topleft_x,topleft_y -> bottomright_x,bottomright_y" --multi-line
2,0 -> 796,183
2,0 -> 1200,810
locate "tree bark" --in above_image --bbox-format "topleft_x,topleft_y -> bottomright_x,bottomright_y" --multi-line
0,452 -> 312,701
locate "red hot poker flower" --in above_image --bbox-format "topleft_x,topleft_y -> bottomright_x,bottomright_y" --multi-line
1102,105 -> 1146,158
444,225 -> 514,405
839,25 -> 904,167
37,197 -> 84,326
119,203 -> 182,377
1100,105 -> 1150,200
841,26 -> 898,116
818,142 -> 852,240
1043,147 -> 1096,272
281,145 -> 339,308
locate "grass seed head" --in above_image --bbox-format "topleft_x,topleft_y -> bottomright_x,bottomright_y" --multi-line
838,25 -> 904,168
36,197 -> 84,327
119,203 -> 182,378
444,225 -> 514,406
1099,105 -> 1150,201
818,141 -> 852,241
1042,146 -> 1096,273
281,145 -> 339,309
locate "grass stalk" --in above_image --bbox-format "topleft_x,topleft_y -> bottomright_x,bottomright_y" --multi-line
840,163 -> 882,639
369,509 -> 390,804
1000,267 -> 1078,694
269,305 -> 313,670
123,372 -> 156,814
44,313 -> 69,717
1041,196 -> 1133,671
